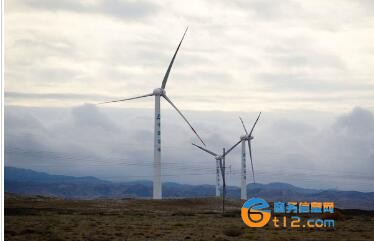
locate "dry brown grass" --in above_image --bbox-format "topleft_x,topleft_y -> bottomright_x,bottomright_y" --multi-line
4,194 -> 374,241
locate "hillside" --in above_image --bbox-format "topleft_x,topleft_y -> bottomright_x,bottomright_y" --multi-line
5,166 -> 374,210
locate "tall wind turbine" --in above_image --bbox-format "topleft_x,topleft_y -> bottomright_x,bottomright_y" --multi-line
238,112 -> 261,200
99,28 -> 205,199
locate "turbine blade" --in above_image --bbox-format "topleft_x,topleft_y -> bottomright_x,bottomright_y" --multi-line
161,27 -> 188,89
225,139 -> 242,156
97,93 -> 154,105
192,143 -> 218,157
239,116 -> 249,134
249,112 -> 262,136
163,95 -> 206,146
248,140 -> 256,184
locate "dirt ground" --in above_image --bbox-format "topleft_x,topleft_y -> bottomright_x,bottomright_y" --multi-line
4,194 -> 374,241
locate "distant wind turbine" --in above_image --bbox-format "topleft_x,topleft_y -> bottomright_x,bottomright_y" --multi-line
99,28 -> 205,199
192,139 -> 242,197
238,112 -> 261,199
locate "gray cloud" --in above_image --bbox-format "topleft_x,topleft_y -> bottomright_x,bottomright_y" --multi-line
14,37 -> 74,56
356,0 -> 374,13
10,0 -> 159,20
71,104 -> 120,132
334,107 -> 374,135
271,52 -> 345,70
5,92 -> 106,101
256,73 -> 374,92
4,105 -> 374,191
228,0 -> 303,20
5,0 -> 374,111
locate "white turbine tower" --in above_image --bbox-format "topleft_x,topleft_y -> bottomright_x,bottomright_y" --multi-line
192,139 -> 243,197
99,28 -> 205,199
238,112 -> 261,200
192,144 -> 222,196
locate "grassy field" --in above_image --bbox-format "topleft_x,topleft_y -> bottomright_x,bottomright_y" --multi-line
4,193 -> 374,241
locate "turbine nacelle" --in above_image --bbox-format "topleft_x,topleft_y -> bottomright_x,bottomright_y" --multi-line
240,135 -> 254,141
153,88 -> 166,96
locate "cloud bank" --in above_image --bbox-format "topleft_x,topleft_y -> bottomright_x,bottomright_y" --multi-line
5,105 -> 374,191
5,0 -> 374,111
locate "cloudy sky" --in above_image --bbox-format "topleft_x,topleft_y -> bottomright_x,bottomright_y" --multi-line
4,0 -> 374,191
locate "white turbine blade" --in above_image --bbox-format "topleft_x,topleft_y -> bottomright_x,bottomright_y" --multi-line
161,27 -> 188,89
97,93 -> 154,105
225,139 -> 242,156
192,143 -> 218,157
249,112 -> 262,136
163,95 -> 206,146
239,116 -> 249,134
248,140 -> 256,184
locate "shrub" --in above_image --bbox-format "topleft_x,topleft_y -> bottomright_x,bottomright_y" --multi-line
223,225 -> 243,237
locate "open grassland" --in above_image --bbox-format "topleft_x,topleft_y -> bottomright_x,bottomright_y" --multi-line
5,194 -> 374,241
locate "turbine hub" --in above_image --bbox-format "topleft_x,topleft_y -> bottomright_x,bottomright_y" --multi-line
153,88 -> 165,96
242,134 -> 254,140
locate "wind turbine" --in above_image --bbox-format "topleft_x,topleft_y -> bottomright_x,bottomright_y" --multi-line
191,144 -> 223,197
238,112 -> 261,200
192,139 -> 243,197
99,28 -> 205,199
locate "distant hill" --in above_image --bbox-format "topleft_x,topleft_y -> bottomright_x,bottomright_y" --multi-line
5,166 -> 105,183
5,166 -> 374,210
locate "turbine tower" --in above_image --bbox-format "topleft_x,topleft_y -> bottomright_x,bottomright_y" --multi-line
192,138 -> 243,197
99,28 -> 205,199
238,112 -> 261,200
192,144 -> 222,196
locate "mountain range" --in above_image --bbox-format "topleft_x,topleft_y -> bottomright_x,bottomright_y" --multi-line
5,166 -> 374,210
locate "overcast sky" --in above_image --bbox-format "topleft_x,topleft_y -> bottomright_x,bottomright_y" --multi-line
4,0 -> 374,191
